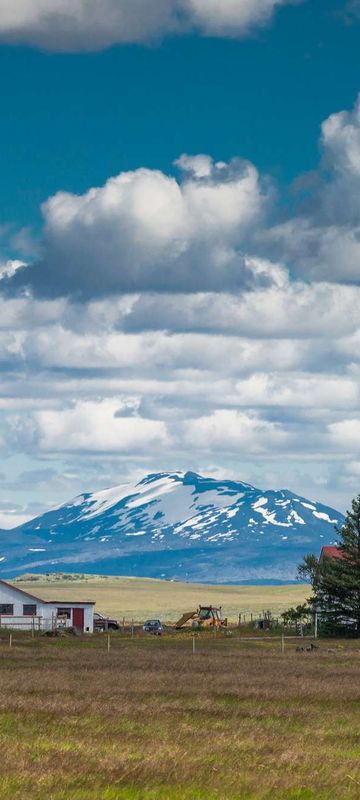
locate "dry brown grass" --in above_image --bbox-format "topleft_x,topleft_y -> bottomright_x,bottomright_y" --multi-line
0,632 -> 360,799
12,575 -> 309,623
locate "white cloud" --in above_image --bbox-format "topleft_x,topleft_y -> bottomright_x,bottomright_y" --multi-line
174,154 -> 214,179
328,418 -> 360,450
2,282 -> 360,512
269,218 -> 360,284
322,98 -> 360,181
0,0 -> 294,51
184,409 -> 288,453
124,281 -> 360,339
5,318 -> 332,377
269,95 -> 360,283
12,95 -> 360,299
19,399 -> 170,454
0,295 -> 65,330
13,96 -> 360,302
186,0 -> 289,36
0,260 -> 26,280
235,373 -> 360,409
14,156 -> 268,297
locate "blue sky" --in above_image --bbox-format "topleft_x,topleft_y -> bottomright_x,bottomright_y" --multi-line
2,0 -> 360,231
1,0 -> 360,526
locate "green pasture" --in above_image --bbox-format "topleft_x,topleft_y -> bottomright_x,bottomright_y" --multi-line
0,631 -> 359,799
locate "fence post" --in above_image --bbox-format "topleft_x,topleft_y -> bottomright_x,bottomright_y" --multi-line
9,633 -> 12,648
107,634 -> 110,653
192,635 -> 196,654
131,619 -> 134,639
238,613 -> 241,629
281,633 -> 285,654
314,611 -> 318,640
31,616 -> 35,638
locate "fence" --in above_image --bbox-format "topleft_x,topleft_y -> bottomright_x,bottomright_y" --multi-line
0,614 -> 70,632
0,615 -> 42,631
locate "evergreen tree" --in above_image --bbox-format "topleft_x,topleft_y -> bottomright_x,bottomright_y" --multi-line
298,494 -> 360,634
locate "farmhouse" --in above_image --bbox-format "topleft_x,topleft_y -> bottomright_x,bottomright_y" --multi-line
0,579 -> 95,633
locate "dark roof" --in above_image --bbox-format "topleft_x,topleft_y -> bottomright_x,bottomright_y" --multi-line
0,579 -> 95,605
320,545 -> 346,561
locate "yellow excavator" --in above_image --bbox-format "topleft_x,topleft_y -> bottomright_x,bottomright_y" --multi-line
175,605 -> 227,629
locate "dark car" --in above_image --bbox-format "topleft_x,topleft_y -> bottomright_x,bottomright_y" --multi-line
143,619 -> 163,635
93,612 -> 120,631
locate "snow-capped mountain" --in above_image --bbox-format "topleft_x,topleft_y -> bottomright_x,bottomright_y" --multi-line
0,471 -> 343,583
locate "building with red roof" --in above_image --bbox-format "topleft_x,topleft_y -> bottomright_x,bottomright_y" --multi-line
320,545 -> 345,562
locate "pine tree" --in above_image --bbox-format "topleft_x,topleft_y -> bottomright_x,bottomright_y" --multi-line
298,494 -> 360,634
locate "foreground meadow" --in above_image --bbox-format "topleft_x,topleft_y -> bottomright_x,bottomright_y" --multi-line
0,632 -> 359,799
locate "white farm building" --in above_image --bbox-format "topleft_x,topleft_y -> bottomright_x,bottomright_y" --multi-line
0,579 -> 95,633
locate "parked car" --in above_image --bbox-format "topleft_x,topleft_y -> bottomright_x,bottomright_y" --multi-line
93,612 -> 120,631
143,619 -> 163,635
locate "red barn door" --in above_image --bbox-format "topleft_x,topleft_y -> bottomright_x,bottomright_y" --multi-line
72,608 -> 84,631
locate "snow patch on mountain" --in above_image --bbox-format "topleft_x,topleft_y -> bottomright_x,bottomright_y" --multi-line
312,510 -> 338,524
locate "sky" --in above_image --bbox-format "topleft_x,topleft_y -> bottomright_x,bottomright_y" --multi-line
1,0 -> 360,527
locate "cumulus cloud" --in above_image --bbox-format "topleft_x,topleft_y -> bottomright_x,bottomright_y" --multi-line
7,399 -> 170,454
184,409 -> 289,453
9,96 -> 360,301
268,220 -> 360,284
9,156 -> 271,298
322,99 -> 360,186
0,0 -> 294,51
268,95 -> 360,283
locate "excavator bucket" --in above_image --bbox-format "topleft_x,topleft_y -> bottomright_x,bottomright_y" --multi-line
175,611 -> 197,629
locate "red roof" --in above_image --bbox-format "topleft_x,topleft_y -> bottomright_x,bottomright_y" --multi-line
320,545 -> 345,561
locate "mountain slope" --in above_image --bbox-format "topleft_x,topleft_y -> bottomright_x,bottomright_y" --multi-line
0,471 -> 343,583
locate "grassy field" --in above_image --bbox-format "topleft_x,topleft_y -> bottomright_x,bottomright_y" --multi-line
0,631 -> 360,799
11,575 -> 309,623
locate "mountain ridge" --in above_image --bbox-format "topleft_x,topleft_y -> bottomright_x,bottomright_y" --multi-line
0,471 -> 343,583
